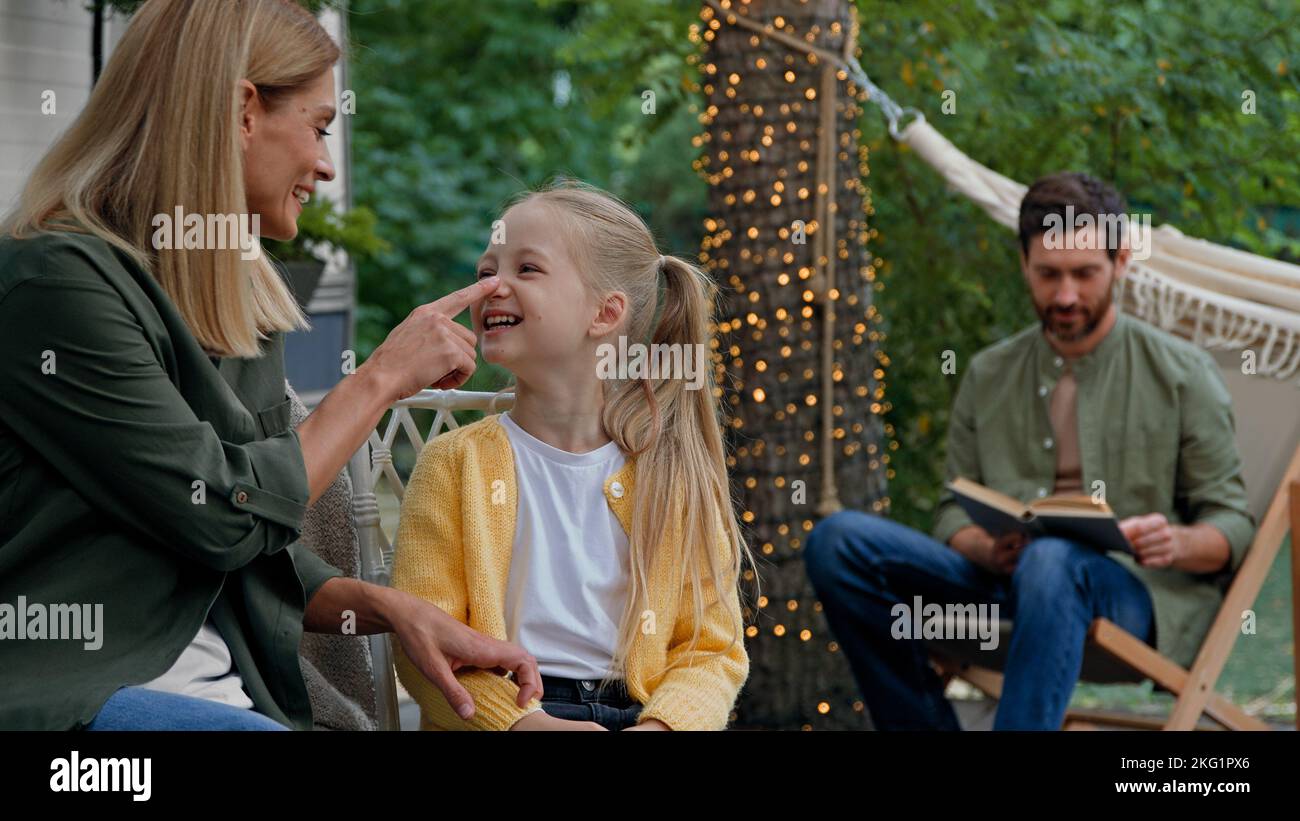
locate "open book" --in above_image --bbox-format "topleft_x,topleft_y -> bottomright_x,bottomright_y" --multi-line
947,477 -> 1136,556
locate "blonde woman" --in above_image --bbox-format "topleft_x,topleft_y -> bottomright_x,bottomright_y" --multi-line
392,182 -> 752,730
0,0 -> 540,730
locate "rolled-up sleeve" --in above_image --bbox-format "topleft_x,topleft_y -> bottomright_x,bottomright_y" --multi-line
1178,352 -> 1256,571
0,269 -> 309,573
288,543 -> 344,603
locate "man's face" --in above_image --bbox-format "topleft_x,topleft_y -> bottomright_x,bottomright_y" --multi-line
1021,226 -> 1130,343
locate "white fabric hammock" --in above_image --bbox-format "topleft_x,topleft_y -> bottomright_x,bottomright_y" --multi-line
900,118 -> 1300,382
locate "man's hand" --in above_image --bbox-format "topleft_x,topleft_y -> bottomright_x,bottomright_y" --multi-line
950,525 -> 1026,575
510,711 -> 607,731
1119,513 -> 1184,568
1119,514 -> 1232,573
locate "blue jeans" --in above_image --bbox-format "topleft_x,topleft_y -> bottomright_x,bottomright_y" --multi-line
85,686 -> 288,731
804,511 -> 1155,730
539,675 -> 643,730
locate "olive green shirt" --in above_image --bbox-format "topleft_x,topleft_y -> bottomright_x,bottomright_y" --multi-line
0,231 -> 343,730
933,313 -> 1255,669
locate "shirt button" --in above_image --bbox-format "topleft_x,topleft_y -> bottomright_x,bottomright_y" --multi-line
1043,437 -> 1054,450
609,481 -> 625,499
1054,356 -> 1064,368
1037,385 -> 1049,397
235,490 -> 249,504
581,680 -> 595,691
1037,487 -> 1048,498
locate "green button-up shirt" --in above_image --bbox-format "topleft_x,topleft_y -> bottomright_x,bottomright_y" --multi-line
0,231 -> 342,730
933,313 -> 1255,668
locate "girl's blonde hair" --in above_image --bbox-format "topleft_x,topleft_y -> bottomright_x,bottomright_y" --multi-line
2,0 -> 339,358
507,180 -> 754,680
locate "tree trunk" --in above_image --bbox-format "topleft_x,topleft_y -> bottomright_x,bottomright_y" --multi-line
696,0 -> 889,729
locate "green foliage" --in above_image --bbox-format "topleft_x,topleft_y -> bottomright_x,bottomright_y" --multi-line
262,199 -> 390,263
855,0 -> 1300,531
347,0 -> 702,394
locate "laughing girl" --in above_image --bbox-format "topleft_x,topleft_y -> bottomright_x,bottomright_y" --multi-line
391,181 -> 752,730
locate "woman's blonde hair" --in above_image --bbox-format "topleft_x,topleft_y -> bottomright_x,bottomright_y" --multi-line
506,180 -> 755,680
2,0 -> 339,358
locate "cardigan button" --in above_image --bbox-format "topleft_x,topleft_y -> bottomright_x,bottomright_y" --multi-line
609,481 -> 625,499
235,490 -> 249,504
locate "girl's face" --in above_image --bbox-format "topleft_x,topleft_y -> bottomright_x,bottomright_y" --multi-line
472,200 -> 619,379
240,70 -> 337,242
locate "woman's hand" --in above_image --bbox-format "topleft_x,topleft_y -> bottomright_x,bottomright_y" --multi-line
295,277 -> 500,504
362,277 -> 500,401
382,587 -> 542,721
509,712 -> 607,731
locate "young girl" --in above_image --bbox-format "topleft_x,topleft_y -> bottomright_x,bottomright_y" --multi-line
391,181 -> 752,730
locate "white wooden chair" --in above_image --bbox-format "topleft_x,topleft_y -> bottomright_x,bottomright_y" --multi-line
348,388 -> 514,731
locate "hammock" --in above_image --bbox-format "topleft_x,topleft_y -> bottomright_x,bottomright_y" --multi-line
900,118 -> 1300,382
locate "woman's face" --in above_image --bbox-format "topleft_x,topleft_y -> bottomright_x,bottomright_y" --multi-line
239,69 -> 337,242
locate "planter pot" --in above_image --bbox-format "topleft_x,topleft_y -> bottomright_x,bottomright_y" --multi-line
277,258 -> 327,311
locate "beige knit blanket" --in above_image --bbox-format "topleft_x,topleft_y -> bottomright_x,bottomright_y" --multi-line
287,382 -> 379,731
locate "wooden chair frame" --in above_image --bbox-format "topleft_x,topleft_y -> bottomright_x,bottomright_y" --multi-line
935,441 -> 1300,731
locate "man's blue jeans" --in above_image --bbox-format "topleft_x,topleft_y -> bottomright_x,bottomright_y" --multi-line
804,511 -> 1155,730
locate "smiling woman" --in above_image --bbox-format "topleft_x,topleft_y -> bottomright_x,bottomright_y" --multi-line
0,0 -> 540,731
4,0 -> 336,358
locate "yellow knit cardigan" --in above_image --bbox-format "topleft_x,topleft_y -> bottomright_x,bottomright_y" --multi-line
390,415 -> 749,731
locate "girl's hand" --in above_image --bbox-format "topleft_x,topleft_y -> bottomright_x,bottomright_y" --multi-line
510,711 -> 607,731
623,719 -> 671,731
363,277 -> 500,401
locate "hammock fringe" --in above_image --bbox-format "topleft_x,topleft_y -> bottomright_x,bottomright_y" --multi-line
898,118 -> 1300,386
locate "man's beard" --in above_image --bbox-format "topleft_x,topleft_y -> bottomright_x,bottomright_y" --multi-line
1036,283 -> 1113,343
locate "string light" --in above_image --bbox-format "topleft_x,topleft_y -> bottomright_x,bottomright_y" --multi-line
694,0 -> 895,730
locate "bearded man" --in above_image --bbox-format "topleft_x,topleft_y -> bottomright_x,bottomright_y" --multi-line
804,172 -> 1255,730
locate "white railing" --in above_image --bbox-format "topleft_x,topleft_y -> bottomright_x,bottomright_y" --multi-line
349,388 -> 515,730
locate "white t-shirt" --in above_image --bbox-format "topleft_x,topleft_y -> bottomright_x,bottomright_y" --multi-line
500,412 -> 631,681
139,618 -> 255,709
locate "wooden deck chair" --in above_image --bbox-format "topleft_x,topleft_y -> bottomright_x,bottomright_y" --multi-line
928,351 -> 1300,730
349,388 -> 514,730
